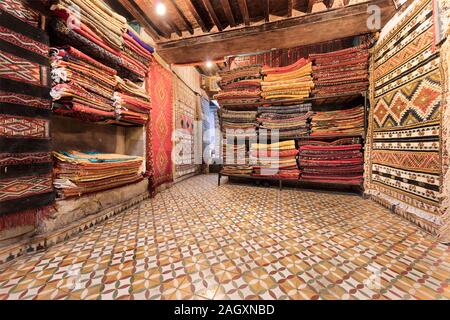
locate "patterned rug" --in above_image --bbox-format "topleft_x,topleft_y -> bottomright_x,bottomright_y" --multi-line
0,1 -> 54,240
366,0 -> 444,237
146,60 -> 173,190
174,77 -> 199,180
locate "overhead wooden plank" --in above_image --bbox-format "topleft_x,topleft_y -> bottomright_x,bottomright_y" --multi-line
220,0 -> 236,27
202,0 -> 224,31
156,0 -> 396,64
238,0 -> 250,26
117,0 -> 167,39
169,0 -> 194,34
307,0 -> 316,13
264,0 -> 270,22
287,0 -> 293,17
182,0 -> 211,32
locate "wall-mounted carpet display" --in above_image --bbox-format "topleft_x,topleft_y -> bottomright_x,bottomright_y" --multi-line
366,0 -> 445,238
146,60 -> 173,190
228,35 -> 374,69
0,1 -> 55,240
438,0 -> 450,242
174,77 -> 199,180
201,97 -> 215,164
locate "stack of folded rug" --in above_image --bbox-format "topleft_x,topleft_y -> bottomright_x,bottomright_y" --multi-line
53,151 -> 143,198
50,46 -> 117,121
215,65 -> 262,106
49,0 -> 152,81
121,27 -> 153,79
311,106 -> 364,136
257,103 -> 313,139
113,76 -> 151,125
50,0 -> 126,50
298,138 -> 363,184
261,58 -> 314,100
220,109 -> 258,138
309,46 -> 369,97
250,140 -> 300,179
221,165 -> 253,176
222,142 -> 248,165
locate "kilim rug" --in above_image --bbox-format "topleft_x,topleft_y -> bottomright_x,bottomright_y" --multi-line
365,0 -> 445,238
174,77 -> 199,180
0,1 -> 55,240
146,60 -> 173,191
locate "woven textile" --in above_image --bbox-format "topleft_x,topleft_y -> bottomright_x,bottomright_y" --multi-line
366,0 -> 444,236
299,138 -> 364,184
311,105 -> 365,136
261,59 -> 314,101
53,151 -> 143,198
250,140 -> 300,179
174,78 -> 199,179
0,1 -> 54,236
257,103 -> 312,139
146,61 -> 173,190
309,45 -> 369,97
215,65 -> 263,107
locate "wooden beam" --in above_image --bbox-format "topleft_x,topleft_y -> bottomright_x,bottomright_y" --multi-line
182,0 -> 211,32
307,0 -> 316,13
220,0 -> 236,27
287,0 -> 293,17
156,0 -> 396,64
168,21 -> 183,37
238,0 -> 250,26
264,0 -> 270,22
202,0 -> 224,31
169,0 -> 194,34
118,0 -> 167,39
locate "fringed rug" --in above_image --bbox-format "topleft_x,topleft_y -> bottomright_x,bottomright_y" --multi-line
366,0 -> 444,237
0,1 -> 55,240
146,60 -> 174,191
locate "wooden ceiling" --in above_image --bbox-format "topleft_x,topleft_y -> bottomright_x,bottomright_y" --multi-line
113,0 -> 398,65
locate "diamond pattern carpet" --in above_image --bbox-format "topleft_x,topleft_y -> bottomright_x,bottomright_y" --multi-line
0,175 -> 448,300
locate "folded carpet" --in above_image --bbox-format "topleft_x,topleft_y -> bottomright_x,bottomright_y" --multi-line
250,140 -> 299,179
261,59 -> 314,101
257,103 -> 312,138
113,76 -> 151,125
53,150 -> 143,198
311,105 -> 364,136
309,45 -> 369,97
299,138 -> 363,184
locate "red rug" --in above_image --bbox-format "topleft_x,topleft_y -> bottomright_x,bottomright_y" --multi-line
146,60 -> 173,191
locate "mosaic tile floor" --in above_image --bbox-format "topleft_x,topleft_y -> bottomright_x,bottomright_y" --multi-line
0,174 -> 449,300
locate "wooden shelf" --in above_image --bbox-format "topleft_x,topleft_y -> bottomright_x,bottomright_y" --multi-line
218,173 -> 364,192
219,91 -> 366,109
51,113 -> 145,128
223,133 -> 364,142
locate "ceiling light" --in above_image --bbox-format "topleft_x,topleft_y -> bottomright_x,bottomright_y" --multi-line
205,60 -> 213,69
156,2 -> 167,16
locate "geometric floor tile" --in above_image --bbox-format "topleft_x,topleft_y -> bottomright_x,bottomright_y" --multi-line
0,175 -> 449,300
